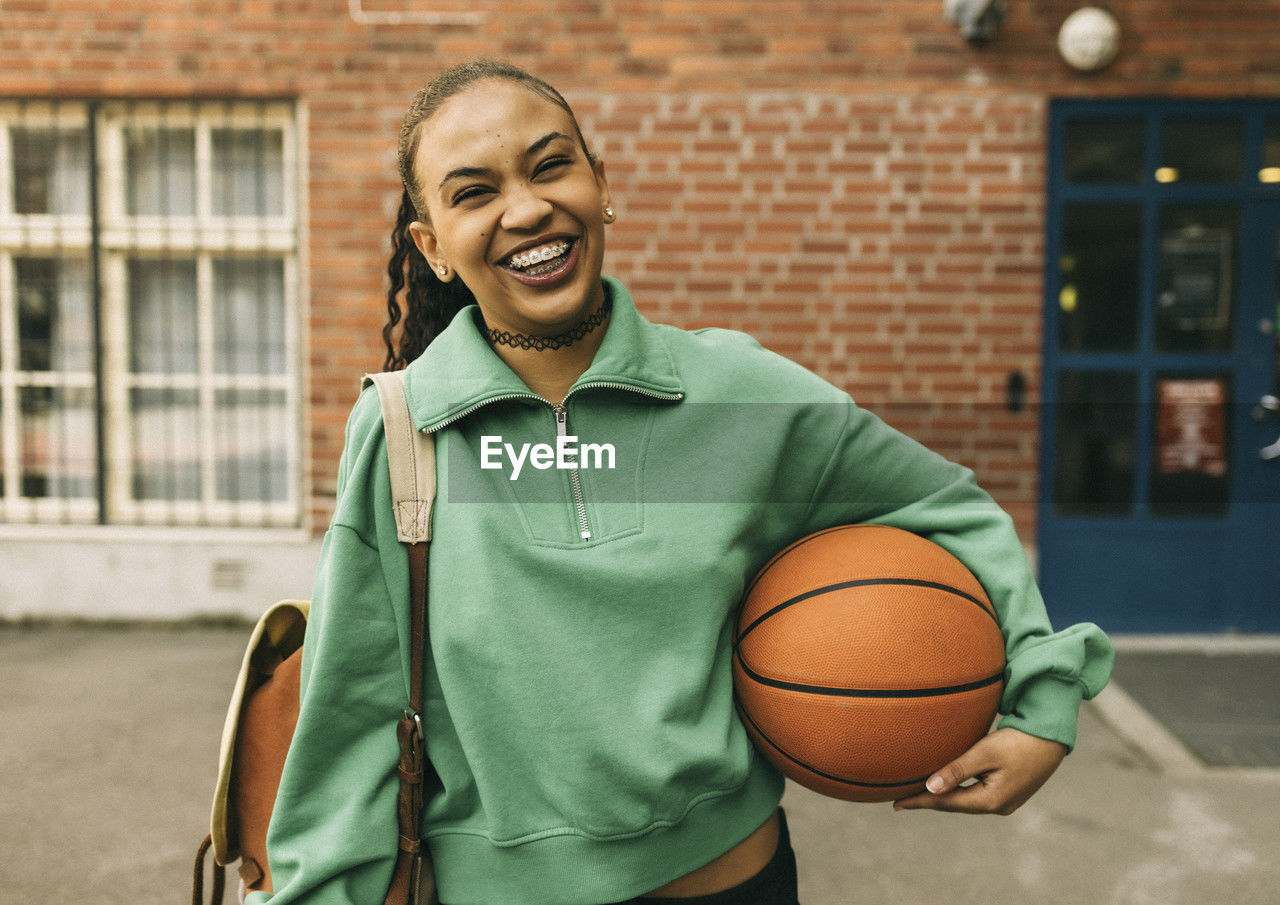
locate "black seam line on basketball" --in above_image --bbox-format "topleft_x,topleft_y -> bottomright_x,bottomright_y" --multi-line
736,650 -> 1005,698
741,525 -> 868,601
734,700 -> 930,789
737,577 -> 999,644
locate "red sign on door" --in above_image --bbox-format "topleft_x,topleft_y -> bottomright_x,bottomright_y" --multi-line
1156,379 -> 1228,476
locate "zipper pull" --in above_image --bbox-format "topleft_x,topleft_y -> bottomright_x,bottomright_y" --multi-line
554,404 -> 568,438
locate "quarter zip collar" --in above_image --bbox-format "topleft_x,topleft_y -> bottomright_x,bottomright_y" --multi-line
403,275 -> 685,432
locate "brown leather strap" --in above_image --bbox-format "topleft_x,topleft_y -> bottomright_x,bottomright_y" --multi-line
407,542 -> 427,715
385,541 -> 430,905
193,834 -> 226,905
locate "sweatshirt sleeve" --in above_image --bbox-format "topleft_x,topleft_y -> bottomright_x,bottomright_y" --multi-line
800,401 -> 1114,752
246,389 -> 410,904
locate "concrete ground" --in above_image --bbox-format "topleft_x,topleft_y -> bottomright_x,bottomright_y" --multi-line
1,623 -> 1277,905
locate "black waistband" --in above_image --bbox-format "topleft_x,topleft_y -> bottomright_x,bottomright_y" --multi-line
614,808 -> 798,905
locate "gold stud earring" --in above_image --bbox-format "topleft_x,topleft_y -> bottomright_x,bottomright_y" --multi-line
603,205 -> 615,223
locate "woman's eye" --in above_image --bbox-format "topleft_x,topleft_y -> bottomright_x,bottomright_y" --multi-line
534,157 -> 571,177
452,186 -> 490,205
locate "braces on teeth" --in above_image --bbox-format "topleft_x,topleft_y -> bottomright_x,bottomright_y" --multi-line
508,241 -> 570,270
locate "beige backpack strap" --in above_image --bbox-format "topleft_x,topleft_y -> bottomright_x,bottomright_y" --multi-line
364,370 -> 435,543
363,368 -> 438,905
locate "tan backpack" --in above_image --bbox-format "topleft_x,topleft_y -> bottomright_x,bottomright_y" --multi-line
193,370 -> 437,905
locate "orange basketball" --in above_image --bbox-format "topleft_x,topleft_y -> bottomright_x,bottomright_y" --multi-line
733,524 -> 1005,802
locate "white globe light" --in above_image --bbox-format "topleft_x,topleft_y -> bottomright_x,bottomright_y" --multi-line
1057,7 -> 1121,71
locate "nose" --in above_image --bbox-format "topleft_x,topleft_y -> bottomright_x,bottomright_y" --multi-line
500,181 -> 553,232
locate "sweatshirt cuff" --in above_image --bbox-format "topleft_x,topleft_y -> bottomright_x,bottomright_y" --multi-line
996,676 -> 1085,753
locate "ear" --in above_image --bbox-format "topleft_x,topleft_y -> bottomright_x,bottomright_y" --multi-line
592,157 -> 612,217
408,220 -> 455,282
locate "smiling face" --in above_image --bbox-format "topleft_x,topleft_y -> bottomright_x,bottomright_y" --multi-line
407,79 -> 612,338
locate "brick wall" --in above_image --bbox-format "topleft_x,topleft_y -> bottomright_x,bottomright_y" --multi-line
5,0 -> 1280,538
582,91 -> 1048,528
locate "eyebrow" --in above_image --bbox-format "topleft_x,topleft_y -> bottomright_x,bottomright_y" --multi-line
437,131 -> 575,191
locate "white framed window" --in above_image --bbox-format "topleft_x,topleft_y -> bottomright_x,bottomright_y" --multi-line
0,100 -> 303,528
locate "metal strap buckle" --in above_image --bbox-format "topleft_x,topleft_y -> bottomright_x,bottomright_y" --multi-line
405,709 -> 424,742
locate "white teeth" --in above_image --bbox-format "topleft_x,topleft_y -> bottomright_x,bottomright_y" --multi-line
507,241 -> 570,270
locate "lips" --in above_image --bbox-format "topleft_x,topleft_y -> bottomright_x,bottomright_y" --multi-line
504,239 -> 572,272
497,236 -> 581,287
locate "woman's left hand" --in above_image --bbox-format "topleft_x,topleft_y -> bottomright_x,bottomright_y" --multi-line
891,728 -> 1068,816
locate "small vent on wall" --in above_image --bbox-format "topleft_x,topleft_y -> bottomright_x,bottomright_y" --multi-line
211,559 -> 249,592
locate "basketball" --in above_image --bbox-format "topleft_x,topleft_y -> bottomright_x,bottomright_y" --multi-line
732,524 -> 1005,802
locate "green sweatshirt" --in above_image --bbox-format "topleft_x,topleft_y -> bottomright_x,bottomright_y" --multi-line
249,276 -> 1113,905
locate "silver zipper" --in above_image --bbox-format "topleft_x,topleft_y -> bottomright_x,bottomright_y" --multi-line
427,383 -> 684,543
563,382 -> 684,405
428,392 -> 547,433
554,404 -> 592,540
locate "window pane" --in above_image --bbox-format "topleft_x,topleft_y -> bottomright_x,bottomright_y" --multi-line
129,259 -> 198,373
213,258 -> 286,374
212,128 -> 284,217
15,257 -> 93,372
11,126 -> 89,215
125,127 -> 196,216
1159,116 -> 1243,184
130,387 -> 200,501
1064,117 -> 1144,184
1059,204 -> 1142,351
20,386 -> 96,499
1054,370 -> 1137,516
1150,375 -> 1230,518
214,389 -> 289,502
1157,205 -> 1236,353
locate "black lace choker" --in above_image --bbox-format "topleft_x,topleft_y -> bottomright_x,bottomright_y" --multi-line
484,295 -> 612,351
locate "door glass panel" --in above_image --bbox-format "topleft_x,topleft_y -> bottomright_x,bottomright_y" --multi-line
1059,203 -> 1142,351
1262,118 -> 1280,183
1157,205 -> 1236,353
1268,227 -> 1280,465
1064,117 -> 1144,183
1054,370 -> 1138,516
1275,228 -> 1280,394
1159,116 -> 1243,184
1150,374 -> 1230,518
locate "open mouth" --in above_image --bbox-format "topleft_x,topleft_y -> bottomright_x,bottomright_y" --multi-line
500,238 -> 579,283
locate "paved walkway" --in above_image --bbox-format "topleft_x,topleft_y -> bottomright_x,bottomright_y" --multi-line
1,624 -> 1276,905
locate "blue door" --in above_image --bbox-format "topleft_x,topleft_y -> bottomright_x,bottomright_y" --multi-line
1039,100 -> 1280,632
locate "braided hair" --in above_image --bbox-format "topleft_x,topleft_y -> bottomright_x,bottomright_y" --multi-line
382,60 -> 595,370
382,189 -> 472,370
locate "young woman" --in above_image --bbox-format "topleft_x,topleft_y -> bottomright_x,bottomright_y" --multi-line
250,61 -> 1113,905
